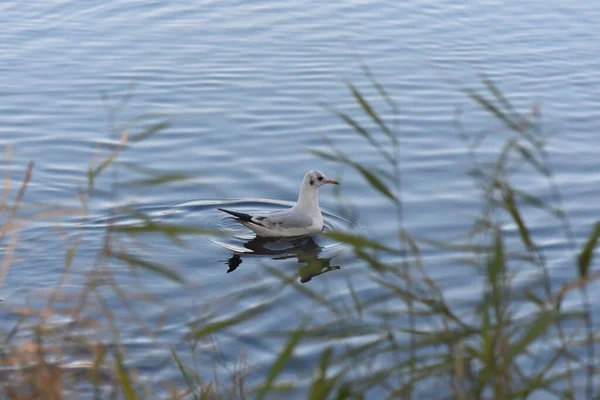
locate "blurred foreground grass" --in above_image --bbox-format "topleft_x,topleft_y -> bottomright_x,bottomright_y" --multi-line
1,74 -> 599,399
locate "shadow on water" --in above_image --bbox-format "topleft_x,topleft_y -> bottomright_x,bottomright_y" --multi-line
223,235 -> 341,283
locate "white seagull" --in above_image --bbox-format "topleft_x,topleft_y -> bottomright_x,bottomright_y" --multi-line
218,170 -> 339,237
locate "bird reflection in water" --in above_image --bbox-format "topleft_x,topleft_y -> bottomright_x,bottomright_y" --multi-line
225,236 -> 340,283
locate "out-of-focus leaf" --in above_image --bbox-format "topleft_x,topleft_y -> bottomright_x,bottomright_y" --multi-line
362,63 -> 396,113
257,329 -> 303,400
171,347 -> 198,396
355,248 -> 389,272
503,188 -> 535,251
91,130 -> 129,180
192,303 -> 270,338
390,359 -> 454,398
347,278 -> 363,318
332,107 -> 373,142
512,370 -> 572,398
114,349 -> 137,400
403,233 -> 493,253
515,144 -> 549,176
65,242 -> 77,269
310,149 -> 342,162
309,348 -> 337,400
463,89 -> 522,133
334,385 -> 353,400
480,75 -> 517,116
487,230 -> 504,291
129,173 -> 190,186
200,384 -> 213,400
578,222 -> 600,278
524,289 -> 546,308
347,82 -> 394,140
130,121 -> 170,143
267,266 -> 342,316
114,222 -> 214,238
330,106 -> 394,163
87,168 -> 94,186
130,112 -> 167,124
355,165 -> 395,200
122,162 -> 191,186
10,161 -> 33,216
326,232 -> 401,254
90,346 -> 107,394
112,251 -> 183,283
507,311 -> 555,362
513,188 -> 563,218
93,153 -> 118,178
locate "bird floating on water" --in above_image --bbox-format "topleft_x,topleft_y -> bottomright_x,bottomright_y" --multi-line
218,170 -> 339,237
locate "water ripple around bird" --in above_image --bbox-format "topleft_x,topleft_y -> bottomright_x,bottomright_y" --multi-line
176,198 -> 356,258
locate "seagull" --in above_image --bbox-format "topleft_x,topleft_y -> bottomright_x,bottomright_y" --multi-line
218,170 -> 339,237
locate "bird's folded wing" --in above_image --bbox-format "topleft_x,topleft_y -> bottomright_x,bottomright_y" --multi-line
264,210 -> 313,228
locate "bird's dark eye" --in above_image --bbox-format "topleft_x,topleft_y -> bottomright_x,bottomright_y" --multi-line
317,176 -> 323,181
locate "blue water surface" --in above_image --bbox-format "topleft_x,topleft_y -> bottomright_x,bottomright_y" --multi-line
1,0 -> 600,396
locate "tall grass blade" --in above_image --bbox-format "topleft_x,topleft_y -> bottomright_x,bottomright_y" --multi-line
122,161 -> 191,185
308,348 -> 337,400
330,107 -> 374,143
503,188 -> 535,251
346,82 -> 394,140
114,222 -> 214,241
334,385 -> 352,400
463,89 -> 521,133
130,121 -> 170,143
578,222 -> 600,278
361,63 -> 396,112
192,303 -> 270,338
346,278 -> 363,318
507,311 -> 555,362
11,161 -> 34,215
91,346 -> 107,400
327,232 -> 401,254
171,347 -> 199,400
93,153 -> 119,178
200,384 -> 213,400
129,173 -> 190,186
112,251 -> 183,283
256,329 -> 303,400
114,349 -> 138,400
516,145 -> 549,176
91,130 -> 129,179
487,230 -> 504,291
310,149 -> 343,162
355,165 -> 395,200
267,266 -> 342,316
373,277 -> 418,304
480,75 -> 517,116
513,189 -> 563,218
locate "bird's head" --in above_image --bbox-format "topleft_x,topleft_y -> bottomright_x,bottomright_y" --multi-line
303,170 -> 339,189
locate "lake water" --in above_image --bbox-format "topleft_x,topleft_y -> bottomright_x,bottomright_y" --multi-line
2,0 -> 600,396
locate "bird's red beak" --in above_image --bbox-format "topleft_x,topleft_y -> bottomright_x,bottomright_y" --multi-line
325,179 -> 339,185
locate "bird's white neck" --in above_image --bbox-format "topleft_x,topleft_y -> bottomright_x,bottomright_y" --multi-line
295,180 -> 320,214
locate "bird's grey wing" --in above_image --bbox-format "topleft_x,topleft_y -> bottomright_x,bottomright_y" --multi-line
264,210 -> 313,228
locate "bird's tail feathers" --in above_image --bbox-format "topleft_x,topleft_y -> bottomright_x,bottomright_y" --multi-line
217,208 -> 253,221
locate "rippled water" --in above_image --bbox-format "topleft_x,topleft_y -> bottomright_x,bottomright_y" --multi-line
2,0 -> 600,396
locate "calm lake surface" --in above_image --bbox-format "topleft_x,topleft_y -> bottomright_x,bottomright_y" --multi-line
2,0 -> 600,396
